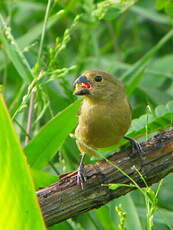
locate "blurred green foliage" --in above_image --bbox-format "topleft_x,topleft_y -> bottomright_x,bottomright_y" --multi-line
1,0 -> 173,229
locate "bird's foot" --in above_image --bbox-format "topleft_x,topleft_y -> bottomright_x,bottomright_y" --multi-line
77,163 -> 87,189
124,136 -> 144,156
124,136 -> 145,168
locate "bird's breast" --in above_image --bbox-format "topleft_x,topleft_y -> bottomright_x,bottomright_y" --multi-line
75,101 -> 131,149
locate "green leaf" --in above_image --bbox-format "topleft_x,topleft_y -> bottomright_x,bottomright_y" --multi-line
116,194 -> 143,230
48,222 -> 75,230
0,15 -> 34,82
128,100 -> 173,137
0,94 -> 46,230
95,205 -> 117,230
126,70 -> 145,96
109,183 -> 137,190
132,5 -> 169,25
25,99 -> 81,169
121,29 -> 173,92
155,0 -> 165,10
138,207 -> 173,229
165,1 -> 173,17
32,169 -> 58,189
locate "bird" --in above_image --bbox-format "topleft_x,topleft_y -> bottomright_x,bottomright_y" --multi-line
73,69 -> 142,188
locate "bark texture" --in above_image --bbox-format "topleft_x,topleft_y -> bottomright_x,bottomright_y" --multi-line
37,129 -> 173,226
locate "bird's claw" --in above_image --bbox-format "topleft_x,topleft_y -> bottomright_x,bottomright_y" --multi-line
124,136 -> 145,170
77,164 -> 86,189
124,136 -> 145,156
131,139 -> 145,156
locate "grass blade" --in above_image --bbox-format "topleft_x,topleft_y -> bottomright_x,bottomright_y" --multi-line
121,29 -> 173,90
37,0 -> 52,63
0,15 -> 34,82
0,11 -> 65,71
131,5 -> 169,25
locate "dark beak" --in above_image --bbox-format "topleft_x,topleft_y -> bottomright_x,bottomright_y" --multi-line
73,75 -> 90,86
73,75 -> 91,96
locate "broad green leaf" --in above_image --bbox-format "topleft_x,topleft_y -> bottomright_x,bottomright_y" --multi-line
128,100 -> 173,138
48,222 -> 75,230
165,1 -> 173,17
151,55 -> 173,77
32,169 -> 58,189
155,0 -> 165,10
0,94 -> 46,230
0,15 -> 34,82
95,205 -> 118,230
25,99 -> 81,169
126,70 -> 145,96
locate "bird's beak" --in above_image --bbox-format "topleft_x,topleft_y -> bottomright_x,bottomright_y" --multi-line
73,75 -> 92,96
73,75 -> 90,86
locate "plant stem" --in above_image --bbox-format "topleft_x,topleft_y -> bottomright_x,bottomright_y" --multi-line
25,0 -> 52,145
37,0 -> 52,64
25,87 -> 36,145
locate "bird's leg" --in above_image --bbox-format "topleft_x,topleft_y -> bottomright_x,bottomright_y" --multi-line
77,153 -> 87,189
124,136 -> 144,167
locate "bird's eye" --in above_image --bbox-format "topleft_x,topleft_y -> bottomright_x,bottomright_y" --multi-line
94,76 -> 102,82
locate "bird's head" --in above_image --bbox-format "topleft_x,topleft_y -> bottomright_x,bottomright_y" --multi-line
73,70 -> 124,102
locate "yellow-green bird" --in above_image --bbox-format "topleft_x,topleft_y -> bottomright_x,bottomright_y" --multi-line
73,69 -> 142,188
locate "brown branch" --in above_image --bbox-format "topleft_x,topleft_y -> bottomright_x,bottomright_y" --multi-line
37,129 -> 173,227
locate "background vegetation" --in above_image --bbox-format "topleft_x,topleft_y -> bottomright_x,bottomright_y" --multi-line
0,0 -> 173,229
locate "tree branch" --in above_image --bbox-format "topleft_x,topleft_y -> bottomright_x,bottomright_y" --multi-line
37,129 -> 173,226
